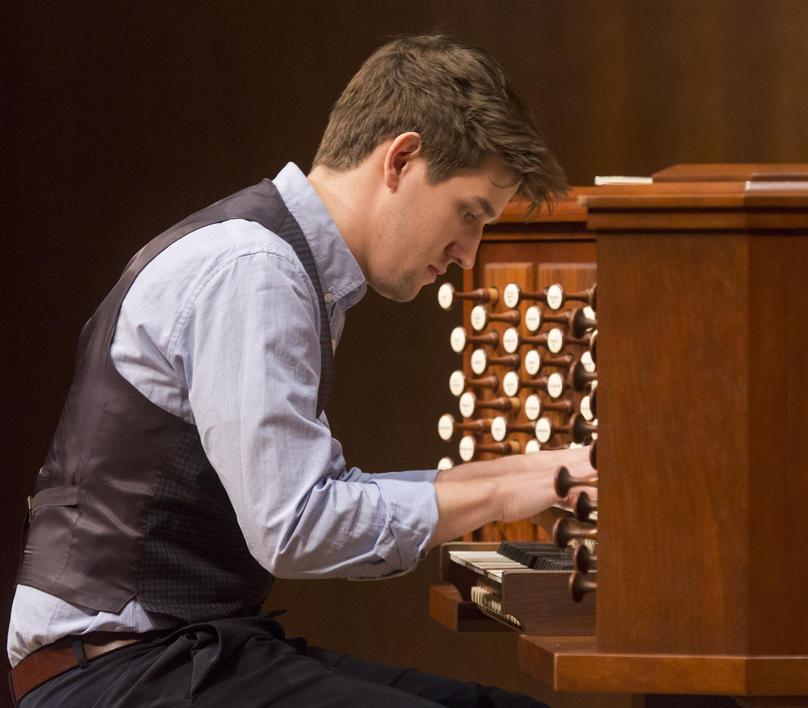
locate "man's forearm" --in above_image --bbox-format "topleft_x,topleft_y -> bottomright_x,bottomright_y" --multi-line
430,478 -> 502,548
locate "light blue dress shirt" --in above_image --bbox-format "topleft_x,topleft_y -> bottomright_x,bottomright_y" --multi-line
7,163 -> 439,666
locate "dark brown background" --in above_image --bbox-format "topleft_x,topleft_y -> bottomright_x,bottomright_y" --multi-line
4,1 -> 807,706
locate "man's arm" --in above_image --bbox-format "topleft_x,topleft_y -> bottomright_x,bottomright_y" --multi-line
181,247 -> 437,579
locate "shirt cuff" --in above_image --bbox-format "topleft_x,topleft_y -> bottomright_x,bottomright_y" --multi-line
346,477 -> 438,580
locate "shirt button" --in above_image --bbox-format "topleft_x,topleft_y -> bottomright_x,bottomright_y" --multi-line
324,292 -> 334,303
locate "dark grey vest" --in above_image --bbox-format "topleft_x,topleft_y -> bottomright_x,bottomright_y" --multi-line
16,179 -> 334,621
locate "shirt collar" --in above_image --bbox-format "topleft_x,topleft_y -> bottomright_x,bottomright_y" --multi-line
273,162 -> 367,310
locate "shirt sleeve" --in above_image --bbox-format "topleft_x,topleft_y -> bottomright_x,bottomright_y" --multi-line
175,248 -> 438,579
319,412 -> 439,485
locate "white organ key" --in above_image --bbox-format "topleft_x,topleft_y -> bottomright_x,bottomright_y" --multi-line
470,348 -> 487,375
459,392 -> 476,418
450,326 -> 467,353
524,349 -> 541,376
580,394 -> 593,421
449,370 -> 466,397
438,282 -> 455,310
546,371 -> 565,399
438,413 -> 456,441
535,417 -> 553,443
502,370 -> 520,397
458,435 -> 476,462
503,282 -> 521,309
490,415 -> 508,442
525,305 -> 542,332
524,394 -> 542,420
581,350 -> 596,373
502,327 -> 520,354
547,327 -> 564,354
470,305 -> 487,331
524,439 -> 541,454
546,283 -> 564,310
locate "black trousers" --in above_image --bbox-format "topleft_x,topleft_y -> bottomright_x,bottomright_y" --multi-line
19,616 -> 548,707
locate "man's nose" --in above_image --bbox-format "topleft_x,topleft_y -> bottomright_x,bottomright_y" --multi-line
447,232 -> 482,270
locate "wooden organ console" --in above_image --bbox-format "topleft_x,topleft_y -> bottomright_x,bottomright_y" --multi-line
429,164 -> 808,706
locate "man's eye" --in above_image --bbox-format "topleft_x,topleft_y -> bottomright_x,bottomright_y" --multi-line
463,211 -> 476,223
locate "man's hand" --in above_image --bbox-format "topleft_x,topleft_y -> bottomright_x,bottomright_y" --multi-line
496,446 -> 596,523
429,446 -> 597,547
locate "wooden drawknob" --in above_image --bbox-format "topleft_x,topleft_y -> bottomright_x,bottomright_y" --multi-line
569,570 -> 597,602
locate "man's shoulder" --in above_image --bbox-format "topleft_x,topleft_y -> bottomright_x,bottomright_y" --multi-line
151,218 -> 300,277
122,218 -> 316,325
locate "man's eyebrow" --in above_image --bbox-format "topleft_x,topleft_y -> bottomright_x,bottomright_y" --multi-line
474,196 -> 496,219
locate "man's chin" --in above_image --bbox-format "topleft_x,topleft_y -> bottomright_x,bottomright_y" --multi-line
369,278 -> 421,303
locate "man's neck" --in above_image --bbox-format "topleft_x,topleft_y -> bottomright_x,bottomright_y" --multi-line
307,165 -> 370,277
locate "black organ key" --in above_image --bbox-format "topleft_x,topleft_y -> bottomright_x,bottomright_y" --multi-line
437,283 -> 498,311
497,541 -> 575,571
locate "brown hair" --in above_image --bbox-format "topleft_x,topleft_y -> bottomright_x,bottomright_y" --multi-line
313,34 -> 568,211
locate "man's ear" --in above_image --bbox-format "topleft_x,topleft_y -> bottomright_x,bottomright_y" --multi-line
383,132 -> 422,191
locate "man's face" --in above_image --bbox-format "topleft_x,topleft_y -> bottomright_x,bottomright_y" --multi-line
369,154 -> 519,302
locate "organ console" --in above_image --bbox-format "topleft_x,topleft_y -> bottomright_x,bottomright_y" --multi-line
430,164 -> 808,705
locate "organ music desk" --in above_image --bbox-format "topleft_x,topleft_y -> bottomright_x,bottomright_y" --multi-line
429,165 -> 808,706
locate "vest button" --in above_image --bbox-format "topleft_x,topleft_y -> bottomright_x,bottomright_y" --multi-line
324,292 -> 334,303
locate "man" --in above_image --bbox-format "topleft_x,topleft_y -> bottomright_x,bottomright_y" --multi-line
9,35 -> 595,706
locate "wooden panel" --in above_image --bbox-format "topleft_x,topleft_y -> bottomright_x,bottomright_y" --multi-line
653,163 -> 808,182
429,583 -> 504,633
518,635 -> 808,696
597,231 -> 750,654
